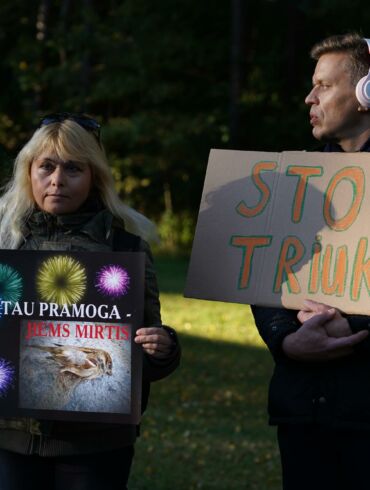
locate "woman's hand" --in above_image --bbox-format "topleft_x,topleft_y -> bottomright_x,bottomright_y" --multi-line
134,327 -> 174,358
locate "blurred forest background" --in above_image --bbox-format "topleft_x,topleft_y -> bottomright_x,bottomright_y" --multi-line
0,0 -> 369,252
0,2 -> 369,488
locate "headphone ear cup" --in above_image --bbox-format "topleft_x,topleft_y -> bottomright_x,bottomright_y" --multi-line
356,70 -> 370,108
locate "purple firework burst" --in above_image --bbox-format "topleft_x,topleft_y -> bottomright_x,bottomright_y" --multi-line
0,358 -> 14,397
95,265 -> 130,298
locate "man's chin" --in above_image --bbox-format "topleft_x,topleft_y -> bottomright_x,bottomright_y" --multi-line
312,127 -> 331,142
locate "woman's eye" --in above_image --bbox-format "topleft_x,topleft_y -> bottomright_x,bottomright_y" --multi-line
40,162 -> 54,171
66,164 -> 82,173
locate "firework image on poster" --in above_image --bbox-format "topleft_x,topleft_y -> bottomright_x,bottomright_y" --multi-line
0,250 -> 145,424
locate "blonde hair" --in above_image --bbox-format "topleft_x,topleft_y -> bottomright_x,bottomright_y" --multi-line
0,120 -> 157,248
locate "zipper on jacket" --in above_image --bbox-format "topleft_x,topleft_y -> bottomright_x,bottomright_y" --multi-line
46,215 -> 58,241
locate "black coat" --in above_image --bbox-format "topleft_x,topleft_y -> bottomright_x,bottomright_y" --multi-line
252,138 -> 370,429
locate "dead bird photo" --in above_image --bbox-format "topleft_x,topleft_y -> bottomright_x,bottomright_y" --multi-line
19,320 -> 132,414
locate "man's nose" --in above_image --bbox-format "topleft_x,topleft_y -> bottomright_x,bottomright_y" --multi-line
305,87 -> 318,105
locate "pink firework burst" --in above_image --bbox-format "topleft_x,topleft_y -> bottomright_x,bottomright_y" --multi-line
95,265 -> 130,298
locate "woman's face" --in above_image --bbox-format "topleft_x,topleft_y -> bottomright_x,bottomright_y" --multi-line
30,151 -> 92,215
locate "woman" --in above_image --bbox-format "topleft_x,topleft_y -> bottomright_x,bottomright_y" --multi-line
0,113 -> 180,489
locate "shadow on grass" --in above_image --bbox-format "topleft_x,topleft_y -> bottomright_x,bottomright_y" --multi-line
130,332 -> 281,490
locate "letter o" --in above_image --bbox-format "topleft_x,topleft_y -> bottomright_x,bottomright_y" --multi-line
85,304 -> 97,318
324,167 -> 364,231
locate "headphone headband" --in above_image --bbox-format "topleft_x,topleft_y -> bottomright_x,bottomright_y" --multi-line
365,38 -> 370,53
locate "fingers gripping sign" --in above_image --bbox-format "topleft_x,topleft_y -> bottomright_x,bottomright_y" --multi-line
298,299 -> 353,338
134,327 -> 174,358
282,309 -> 369,361
297,299 -> 333,322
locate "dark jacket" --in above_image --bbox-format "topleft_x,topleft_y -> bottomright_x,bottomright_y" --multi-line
0,206 -> 180,456
252,138 -> 370,429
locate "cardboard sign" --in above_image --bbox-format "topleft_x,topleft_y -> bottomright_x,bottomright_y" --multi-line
185,150 -> 370,314
0,250 -> 144,424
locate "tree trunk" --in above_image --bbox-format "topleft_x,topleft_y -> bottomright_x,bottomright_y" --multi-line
58,0 -> 71,65
35,0 -> 51,112
229,0 -> 245,149
281,4 -> 305,103
80,0 -> 93,112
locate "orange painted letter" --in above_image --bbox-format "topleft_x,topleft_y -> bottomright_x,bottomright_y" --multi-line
231,235 -> 272,288
274,236 -> 305,294
236,161 -> 277,218
351,238 -> 370,301
324,167 -> 364,231
321,245 -> 347,296
286,166 -> 323,223
308,240 -> 322,294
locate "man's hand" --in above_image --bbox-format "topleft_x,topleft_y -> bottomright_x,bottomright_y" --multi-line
135,327 -> 173,358
282,309 -> 368,361
298,299 -> 352,338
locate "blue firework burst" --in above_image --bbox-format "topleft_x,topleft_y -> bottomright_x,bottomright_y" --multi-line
0,358 -> 15,397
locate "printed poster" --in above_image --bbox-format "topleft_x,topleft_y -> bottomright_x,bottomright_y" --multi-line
0,250 -> 144,424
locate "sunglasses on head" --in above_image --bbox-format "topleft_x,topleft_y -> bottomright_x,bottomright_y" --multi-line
38,112 -> 101,144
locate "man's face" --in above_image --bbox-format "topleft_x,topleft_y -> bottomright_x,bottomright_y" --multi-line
305,52 -> 361,143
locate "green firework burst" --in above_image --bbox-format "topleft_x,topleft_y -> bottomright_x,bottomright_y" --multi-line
37,256 -> 87,306
0,264 -> 23,305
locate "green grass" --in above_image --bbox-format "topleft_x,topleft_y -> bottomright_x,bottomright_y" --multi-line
129,257 -> 281,489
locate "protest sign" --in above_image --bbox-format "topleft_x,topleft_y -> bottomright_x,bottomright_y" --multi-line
0,250 -> 144,424
185,150 -> 370,314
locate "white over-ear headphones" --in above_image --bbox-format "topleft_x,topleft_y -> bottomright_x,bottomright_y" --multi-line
355,38 -> 370,108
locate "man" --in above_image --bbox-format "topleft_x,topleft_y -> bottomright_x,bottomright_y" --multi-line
252,33 -> 370,490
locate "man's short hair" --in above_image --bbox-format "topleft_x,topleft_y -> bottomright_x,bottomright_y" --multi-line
310,33 -> 370,85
